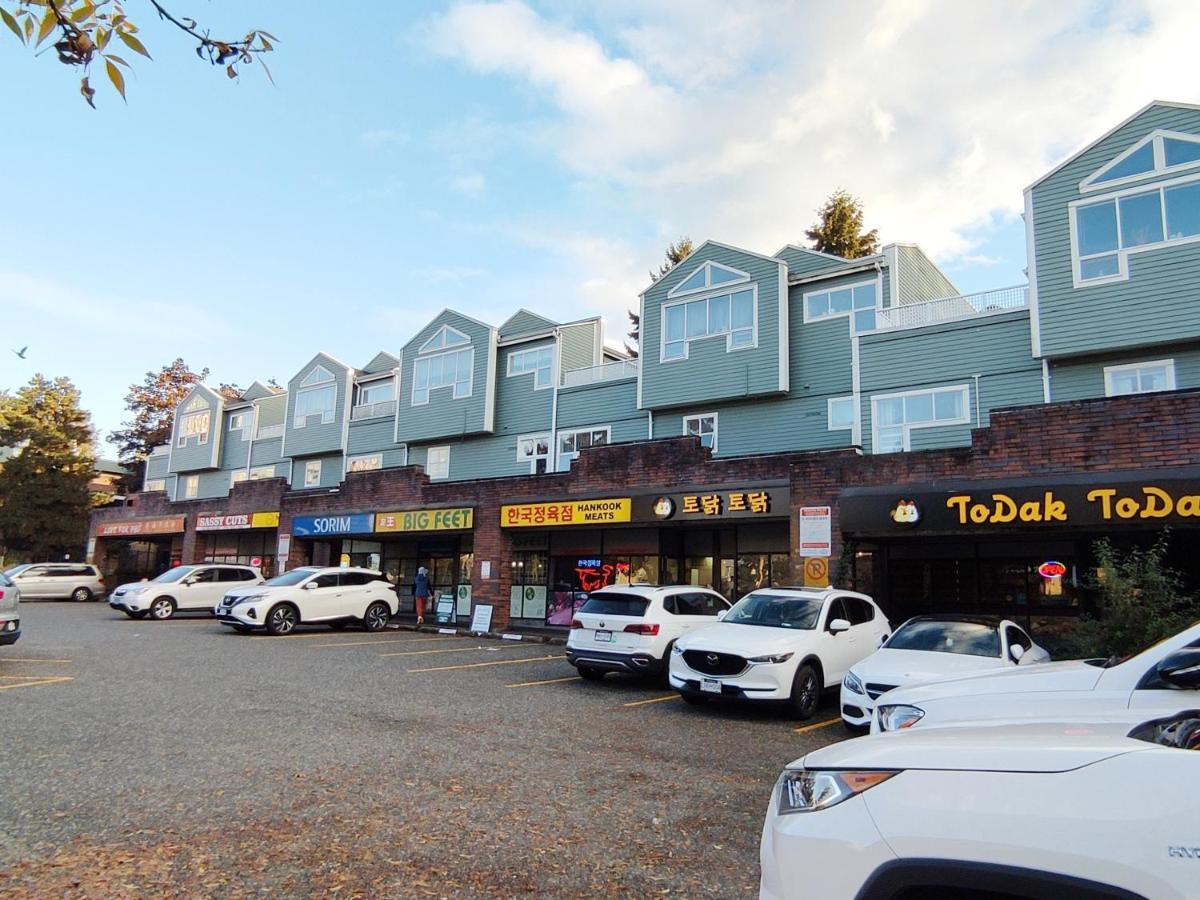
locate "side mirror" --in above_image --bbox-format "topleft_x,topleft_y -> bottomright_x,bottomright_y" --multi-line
183,576 -> 197,586
716,609 -> 727,621
878,634 -> 889,648
828,618 -> 851,634
303,581 -> 319,591
1009,644 -> 1026,663
1156,648 -> 1200,689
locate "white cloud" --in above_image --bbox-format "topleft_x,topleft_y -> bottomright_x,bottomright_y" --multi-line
449,172 -> 487,197
425,1 -> 1200,270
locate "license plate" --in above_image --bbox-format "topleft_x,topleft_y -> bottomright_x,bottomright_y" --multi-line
701,678 -> 722,694
595,630 -> 612,643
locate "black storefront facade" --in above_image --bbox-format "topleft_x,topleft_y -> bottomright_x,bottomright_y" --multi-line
500,483 -> 792,626
838,467 -> 1200,627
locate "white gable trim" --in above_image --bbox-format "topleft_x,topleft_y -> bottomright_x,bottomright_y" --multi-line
666,260 -> 752,298
419,324 -> 472,354
1080,128 -> 1200,193
771,243 -> 850,264
637,239 -> 786,298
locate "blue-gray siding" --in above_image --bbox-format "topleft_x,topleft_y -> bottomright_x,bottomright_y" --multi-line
282,353 -> 352,458
1049,343 -> 1200,401
397,311 -> 495,443
895,245 -> 958,303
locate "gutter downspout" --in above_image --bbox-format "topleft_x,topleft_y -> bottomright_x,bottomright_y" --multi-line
550,328 -> 561,472
647,408 -> 653,440
972,374 -> 982,429
1041,359 -> 1051,403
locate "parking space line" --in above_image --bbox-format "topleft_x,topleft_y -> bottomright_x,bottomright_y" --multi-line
505,675 -> 582,688
622,694 -> 682,708
793,717 -> 841,735
307,637 -> 464,650
379,644 -> 529,659
0,658 -> 73,664
0,676 -> 73,691
0,674 -> 69,680
408,654 -> 564,673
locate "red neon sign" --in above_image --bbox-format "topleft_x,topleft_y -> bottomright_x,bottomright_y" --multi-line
1038,560 -> 1067,579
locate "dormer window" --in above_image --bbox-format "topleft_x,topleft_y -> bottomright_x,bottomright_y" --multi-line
419,325 -> 470,353
413,348 -> 473,405
294,365 -> 337,427
1081,130 -> 1200,192
667,261 -> 751,298
177,394 -> 210,447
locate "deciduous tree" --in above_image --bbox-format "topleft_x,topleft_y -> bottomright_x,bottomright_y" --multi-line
805,190 -> 880,259
0,375 -> 96,561
110,358 -> 207,486
0,0 -> 276,107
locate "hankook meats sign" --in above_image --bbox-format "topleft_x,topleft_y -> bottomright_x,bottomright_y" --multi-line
839,469 -> 1200,535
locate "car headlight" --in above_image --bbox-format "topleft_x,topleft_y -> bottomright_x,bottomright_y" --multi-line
671,644 -> 685,655
235,595 -> 263,605
775,768 -> 897,814
843,670 -> 865,695
877,704 -> 925,732
748,652 -> 794,665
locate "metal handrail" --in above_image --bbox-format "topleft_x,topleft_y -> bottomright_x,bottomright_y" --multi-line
351,399 -> 397,421
873,285 -> 1028,331
560,359 -> 639,388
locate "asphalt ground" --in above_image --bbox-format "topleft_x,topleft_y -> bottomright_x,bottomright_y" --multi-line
0,602 -> 851,898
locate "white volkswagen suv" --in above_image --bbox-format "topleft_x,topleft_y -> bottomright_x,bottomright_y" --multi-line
566,584 -> 731,680
669,587 -> 890,719
216,566 -> 397,636
109,564 -> 263,620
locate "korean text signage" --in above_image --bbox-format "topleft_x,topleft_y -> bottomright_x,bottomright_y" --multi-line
633,487 -> 788,522
376,508 -> 474,533
291,513 -> 375,537
196,512 -> 280,531
96,516 -> 186,538
501,499 -> 631,528
840,472 -> 1200,533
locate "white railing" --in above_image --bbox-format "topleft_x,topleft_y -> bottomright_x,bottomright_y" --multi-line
255,424 -> 285,440
560,359 -> 639,388
351,400 -> 397,421
872,285 -> 1028,332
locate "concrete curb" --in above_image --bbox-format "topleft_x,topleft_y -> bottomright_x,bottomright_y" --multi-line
387,622 -> 567,646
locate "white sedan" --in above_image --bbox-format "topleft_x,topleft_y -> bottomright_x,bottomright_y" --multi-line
216,566 -> 397,635
872,618 -> 1200,733
840,616 -> 1049,729
761,709 -> 1200,900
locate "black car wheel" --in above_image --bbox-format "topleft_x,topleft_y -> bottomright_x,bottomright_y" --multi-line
789,664 -> 821,721
265,604 -> 298,636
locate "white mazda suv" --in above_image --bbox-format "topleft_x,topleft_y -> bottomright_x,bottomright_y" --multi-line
669,587 -> 890,720
216,566 -> 397,636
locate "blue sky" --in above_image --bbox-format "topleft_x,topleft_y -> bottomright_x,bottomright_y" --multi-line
2,0 -> 1195,452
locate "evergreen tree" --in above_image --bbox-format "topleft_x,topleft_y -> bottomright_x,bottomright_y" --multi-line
110,359 -> 208,487
805,190 -> 880,259
628,237 -> 695,356
0,375 -> 96,561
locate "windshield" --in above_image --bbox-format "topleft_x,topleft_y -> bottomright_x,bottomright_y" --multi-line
725,593 -> 823,630
3,565 -> 30,577
152,566 -> 194,584
263,569 -> 316,587
0,573 -> 11,587
885,620 -> 1001,658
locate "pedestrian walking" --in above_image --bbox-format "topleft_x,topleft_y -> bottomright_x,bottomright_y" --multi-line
412,566 -> 431,625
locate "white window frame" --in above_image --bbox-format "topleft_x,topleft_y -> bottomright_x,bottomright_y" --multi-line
659,284 -> 758,363
228,411 -> 248,434
355,378 -> 394,407
802,279 -> 881,332
412,347 -> 474,406
426,446 -> 450,480
1080,129 -> 1200,193
1068,171 -> 1200,287
346,453 -> 384,474
556,426 -> 611,472
183,475 -> 199,499
870,385 -> 971,454
419,325 -> 471,353
667,261 -> 751,298
304,460 -> 322,488
231,468 -> 274,488
516,432 -> 552,474
507,346 -> 554,390
177,409 -> 211,447
143,478 -> 166,492
1103,359 -> 1177,397
293,366 -> 337,427
682,413 -> 718,452
827,396 -> 859,433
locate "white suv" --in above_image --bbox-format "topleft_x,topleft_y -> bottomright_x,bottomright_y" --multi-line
566,585 -> 731,680
216,566 -> 397,636
669,586 -> 890,719
109,564 -> 263,620
0,572 -> 20,647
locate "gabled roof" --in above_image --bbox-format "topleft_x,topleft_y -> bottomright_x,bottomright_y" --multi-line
1025,100 -> 1200,193
772,243 -> 851,264
360,351 -> 400,375
401,308 -> 496,350
240,380 -> 283,402
637,239 -> 785,298
499,309 -> 557,339
289,351 -> 354,385
177,382 -> 223,412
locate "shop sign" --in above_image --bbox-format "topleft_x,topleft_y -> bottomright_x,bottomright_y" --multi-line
435,593 -> 455,624
470,604 -> 494,634
803,557 -> 830,588
96,516 -> 186,538
632,486 -> 788,522
291,513 -> 375,537
841,471 -> 1200,534
1038,560 -> 1067,579
375,507 -> 474,533
501,498 -> 631,528
798,506 -> 832,557
196,511 -> 280,531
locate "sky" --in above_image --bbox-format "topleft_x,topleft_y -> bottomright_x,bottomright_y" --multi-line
2,0 -> 1198,453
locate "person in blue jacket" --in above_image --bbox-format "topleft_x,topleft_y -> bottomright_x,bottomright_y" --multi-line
412,566 -> 431,625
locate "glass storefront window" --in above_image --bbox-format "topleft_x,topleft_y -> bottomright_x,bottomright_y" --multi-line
683,556 -> 715,590
201,532 -> 276,577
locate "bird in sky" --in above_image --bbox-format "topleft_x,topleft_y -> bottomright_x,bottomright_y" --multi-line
12,346 -> 27,359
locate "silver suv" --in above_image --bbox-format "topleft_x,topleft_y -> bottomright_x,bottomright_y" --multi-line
2,563 -> 107,602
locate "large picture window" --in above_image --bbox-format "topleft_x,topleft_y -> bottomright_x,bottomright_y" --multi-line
872,385 -> 970,453
177,409 -> 211,447
294,365 -> 337,427
507,346 -> 554,389
662,287 -> 755,361
804,280 -> 879,332
557,427 -> 609,471
413,348 -> 473,405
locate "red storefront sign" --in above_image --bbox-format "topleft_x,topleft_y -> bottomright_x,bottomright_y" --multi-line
95,516 -> 186,538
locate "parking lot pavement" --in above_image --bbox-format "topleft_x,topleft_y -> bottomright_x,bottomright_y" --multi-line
0,603 -> 850,897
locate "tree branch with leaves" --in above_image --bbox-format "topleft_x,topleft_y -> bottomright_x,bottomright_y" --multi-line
0,0 -> 276,107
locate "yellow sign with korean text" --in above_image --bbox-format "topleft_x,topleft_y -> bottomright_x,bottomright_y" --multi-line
501,499 -> 632,528
375,508 -> 475,533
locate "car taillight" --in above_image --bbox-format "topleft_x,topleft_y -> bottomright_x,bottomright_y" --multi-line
570,618 -> 583,629
0,589 -> 5,599
623,623 -> 659,635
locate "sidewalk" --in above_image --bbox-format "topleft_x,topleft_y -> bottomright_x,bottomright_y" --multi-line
386,613 -> 568,646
